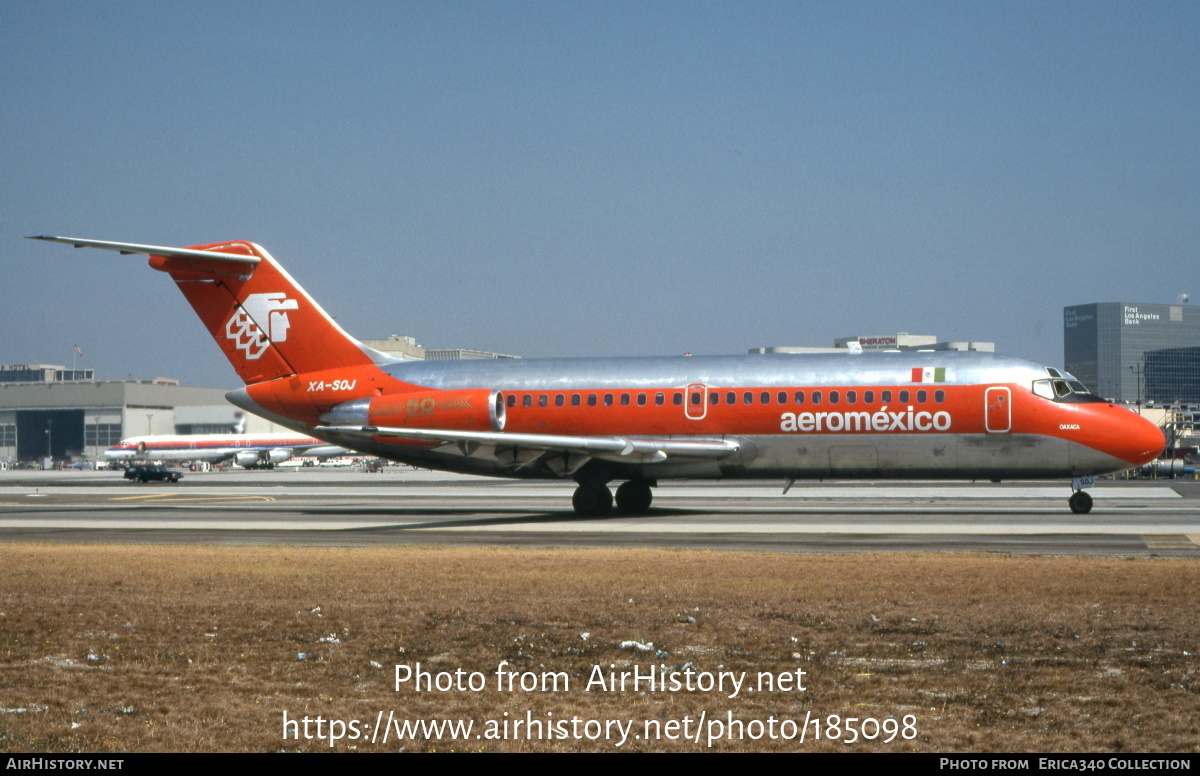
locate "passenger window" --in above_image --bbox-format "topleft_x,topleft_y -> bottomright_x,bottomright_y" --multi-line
522,394 -> 532,408
620,393 -> 630,406
571,394 -> 581,407
637,393 -> 646,406
744,391 -> 754,405
846,390 -> 856,404
934,390 -> 945,403
603,394 -> 613,407
690,391 -> 702,406
778,391 -> 787,405
829,390 -> 840,405
709,392 -> 720,405
899,390 -> 909,403
864,390 -> 874,404
917,390 -> 926,403
539,394 -> 548,407
588,394 -> 597,406
760,391 -> 771,404
673,392 -> 683,406
727,391 -> 737,404
655,392 -> 665,405
507,394 -> 516,407
882,390 -> 892,403
812,391 -> 822,405
794,391 -> 805,404
554,394 -> 564,407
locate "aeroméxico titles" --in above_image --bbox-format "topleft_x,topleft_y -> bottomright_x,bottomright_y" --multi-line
29,236 -> 1164,515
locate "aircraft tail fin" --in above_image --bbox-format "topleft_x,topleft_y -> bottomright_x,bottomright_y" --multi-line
28,236 -> 376,385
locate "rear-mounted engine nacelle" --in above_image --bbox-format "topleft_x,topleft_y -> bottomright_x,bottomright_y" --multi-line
321,389 -> 506,432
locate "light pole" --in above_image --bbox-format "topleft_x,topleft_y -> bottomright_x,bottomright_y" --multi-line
1129,362 -> 1143,415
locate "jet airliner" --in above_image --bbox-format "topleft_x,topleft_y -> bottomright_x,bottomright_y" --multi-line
105,432 -> 348,468
30,236 -> 1165,515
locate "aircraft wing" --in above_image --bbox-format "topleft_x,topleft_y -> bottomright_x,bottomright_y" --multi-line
316,424 -> 739,473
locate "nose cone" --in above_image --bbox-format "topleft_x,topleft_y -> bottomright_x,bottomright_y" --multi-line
1113,410 -> 1166,466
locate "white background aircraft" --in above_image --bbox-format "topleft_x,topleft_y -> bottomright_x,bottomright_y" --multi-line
105,433 -> 348,469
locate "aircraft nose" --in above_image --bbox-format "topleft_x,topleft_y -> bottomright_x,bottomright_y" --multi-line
1115,411 -> 1166,466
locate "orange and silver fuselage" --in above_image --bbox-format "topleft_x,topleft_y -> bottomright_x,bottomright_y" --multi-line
230,351 -> 1165,482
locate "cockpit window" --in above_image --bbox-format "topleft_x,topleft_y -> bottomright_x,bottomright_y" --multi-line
1033,374 -> 1108,404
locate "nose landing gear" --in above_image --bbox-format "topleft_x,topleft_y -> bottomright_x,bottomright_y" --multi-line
1068,490 -> 1093,514
1069,476 -> 1094,514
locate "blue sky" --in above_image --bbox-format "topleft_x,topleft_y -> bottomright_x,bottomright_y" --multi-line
3,1 -> 1197,387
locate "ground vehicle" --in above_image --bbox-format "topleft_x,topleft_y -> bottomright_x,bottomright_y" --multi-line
123,464 -> 183,483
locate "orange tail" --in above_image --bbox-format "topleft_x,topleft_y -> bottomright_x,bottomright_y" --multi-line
27,236 -> 377,386
149,241 -> 376,385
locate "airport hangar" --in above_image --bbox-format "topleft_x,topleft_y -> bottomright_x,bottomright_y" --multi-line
0,365 -> 247,463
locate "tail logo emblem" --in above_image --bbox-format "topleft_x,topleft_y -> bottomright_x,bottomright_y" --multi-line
225,292 -> 299,360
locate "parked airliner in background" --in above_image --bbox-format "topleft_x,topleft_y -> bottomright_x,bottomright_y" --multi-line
105,433 -> 348,469
31,236 -> 1164,514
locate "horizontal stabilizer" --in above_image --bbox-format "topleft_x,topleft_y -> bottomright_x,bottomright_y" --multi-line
26,236 -> 260,265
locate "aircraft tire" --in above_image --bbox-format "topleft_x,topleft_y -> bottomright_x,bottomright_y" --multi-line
572,484 -> 613,517
615,481 -> 653,514
1069,490 -> 1093,514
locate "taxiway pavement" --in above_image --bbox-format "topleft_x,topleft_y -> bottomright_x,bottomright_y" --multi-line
2,467 -> 1196,555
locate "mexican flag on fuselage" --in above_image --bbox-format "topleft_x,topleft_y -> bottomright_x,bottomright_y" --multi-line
912,367 -> 945,383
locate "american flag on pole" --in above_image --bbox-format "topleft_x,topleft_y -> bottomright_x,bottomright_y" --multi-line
73,345 -> 84,358
912,367 -> 945,383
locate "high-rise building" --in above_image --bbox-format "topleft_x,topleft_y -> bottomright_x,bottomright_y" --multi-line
1064,303 -> 1200,404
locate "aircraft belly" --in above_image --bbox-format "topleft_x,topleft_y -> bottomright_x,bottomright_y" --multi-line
1068,441 -> 1135,477
741,433 -> 1071,480
953,434 -> 1070,478
325,431 -> 1084,482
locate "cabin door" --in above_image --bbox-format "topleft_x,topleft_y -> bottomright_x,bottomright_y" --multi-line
985,387 -> 1011,433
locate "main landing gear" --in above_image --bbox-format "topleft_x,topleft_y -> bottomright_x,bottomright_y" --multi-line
1069,476 -> 1094,514
571,481 -> 654,516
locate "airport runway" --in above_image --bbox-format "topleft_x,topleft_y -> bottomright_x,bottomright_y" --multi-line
1,467 -> 1197,555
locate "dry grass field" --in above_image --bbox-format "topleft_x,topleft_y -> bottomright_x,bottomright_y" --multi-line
0,544 -> 1197,752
